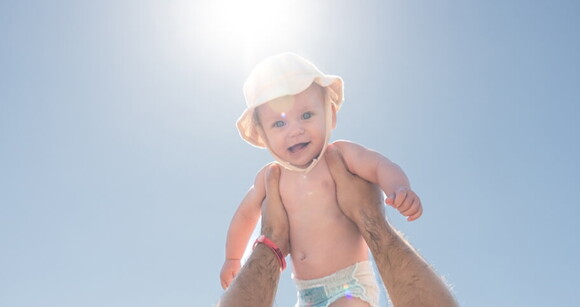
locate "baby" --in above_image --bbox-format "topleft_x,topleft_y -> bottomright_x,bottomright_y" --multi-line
221,53 -> 422,307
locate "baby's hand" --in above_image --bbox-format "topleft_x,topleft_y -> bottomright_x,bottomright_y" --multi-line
220,259 -> 241,289
386,187 -> 423,221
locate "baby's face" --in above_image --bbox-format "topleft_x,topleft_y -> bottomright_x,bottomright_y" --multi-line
256,84 -> 331,168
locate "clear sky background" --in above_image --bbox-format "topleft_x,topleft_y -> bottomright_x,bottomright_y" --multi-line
1,1 -> 578,306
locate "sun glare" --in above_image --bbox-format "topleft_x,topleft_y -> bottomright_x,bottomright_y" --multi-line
194,0 -> 303,58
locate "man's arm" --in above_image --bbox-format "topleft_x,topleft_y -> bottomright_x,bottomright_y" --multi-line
218,245 -> 281,307
325,145 -> 457,307
361,210 -> 456,307
218,164 -> 289,307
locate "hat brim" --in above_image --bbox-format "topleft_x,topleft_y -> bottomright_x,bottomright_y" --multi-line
236,77 -> 343,148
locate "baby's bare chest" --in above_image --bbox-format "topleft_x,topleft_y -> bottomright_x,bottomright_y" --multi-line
278,164 -> 344,221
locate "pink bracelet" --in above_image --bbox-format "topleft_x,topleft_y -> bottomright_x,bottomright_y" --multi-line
253,235 -> 286,271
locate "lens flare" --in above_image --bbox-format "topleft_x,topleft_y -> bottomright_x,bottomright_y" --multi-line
343,283 -> 352,298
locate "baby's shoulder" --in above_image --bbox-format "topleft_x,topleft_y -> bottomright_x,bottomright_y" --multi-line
331,139 -> 359,150
330,140 -> 370,157
329,140 -> 386,173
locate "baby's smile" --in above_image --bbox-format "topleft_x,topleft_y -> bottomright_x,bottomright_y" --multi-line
288,142 -> 311,154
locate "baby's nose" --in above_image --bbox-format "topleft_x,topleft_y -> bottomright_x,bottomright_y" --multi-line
289,123 -> 305,137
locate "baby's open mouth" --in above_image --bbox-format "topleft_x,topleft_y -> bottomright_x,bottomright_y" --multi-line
288,142 -> 310,153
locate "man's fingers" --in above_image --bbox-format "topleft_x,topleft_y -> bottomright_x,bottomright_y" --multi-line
325,144 -> 352,183
265,163 -> 281,200
262,163 -> 290,255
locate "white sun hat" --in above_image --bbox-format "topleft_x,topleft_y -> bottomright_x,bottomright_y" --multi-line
236,52 -> 344,149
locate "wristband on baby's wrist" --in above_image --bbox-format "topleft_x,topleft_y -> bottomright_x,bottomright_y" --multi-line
253,234 -> 286,271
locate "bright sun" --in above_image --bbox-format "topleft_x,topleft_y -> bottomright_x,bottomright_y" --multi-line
191,0 -> 305,58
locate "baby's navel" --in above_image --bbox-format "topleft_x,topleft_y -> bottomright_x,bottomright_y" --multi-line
297,253 -> 307,261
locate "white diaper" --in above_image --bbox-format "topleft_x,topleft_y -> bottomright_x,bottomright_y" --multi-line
293,261 -> 379,307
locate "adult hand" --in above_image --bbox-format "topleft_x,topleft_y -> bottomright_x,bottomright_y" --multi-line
261,163 -> 290,256
324,144 -> 385,228
325,145 -> 457,307
218,164 -> 289,307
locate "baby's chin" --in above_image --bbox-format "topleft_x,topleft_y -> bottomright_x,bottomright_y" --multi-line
288,152 -> 322,169
289,160 -> 313,169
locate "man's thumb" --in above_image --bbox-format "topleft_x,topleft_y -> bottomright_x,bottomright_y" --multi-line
325,144 -> 350,180
265,163 -> 281,195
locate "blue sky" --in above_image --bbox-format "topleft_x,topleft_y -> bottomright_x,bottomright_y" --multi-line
1,1 -> 578,306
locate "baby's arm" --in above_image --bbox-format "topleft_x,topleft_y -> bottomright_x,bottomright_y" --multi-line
332,141 -> 423,221
220,165 -> 268,289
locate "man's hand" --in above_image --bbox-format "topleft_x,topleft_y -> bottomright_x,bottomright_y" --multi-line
218,163 -> 287,306
324,144 -> 385,228
261,163 -> 290,256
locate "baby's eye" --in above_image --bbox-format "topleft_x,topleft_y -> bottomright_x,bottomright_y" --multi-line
273,121 -> 285,128
302,112 -> 313,120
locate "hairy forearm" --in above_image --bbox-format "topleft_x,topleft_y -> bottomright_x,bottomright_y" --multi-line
218,245 -> 281,307
358,211 -> 457,307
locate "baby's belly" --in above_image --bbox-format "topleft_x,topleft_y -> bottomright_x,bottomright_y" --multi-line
279,161 -> 369,280
288,207 -> 369,280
